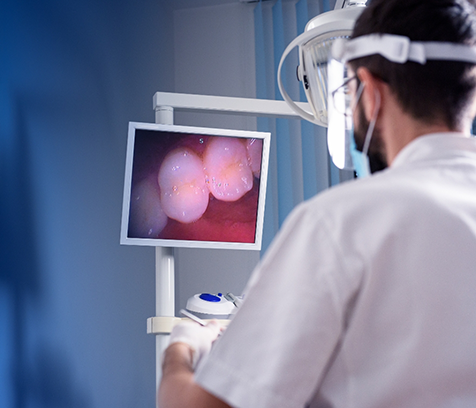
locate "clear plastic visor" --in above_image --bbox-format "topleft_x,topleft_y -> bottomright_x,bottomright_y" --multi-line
327,58 -> 361,171
300,33 -> 350,127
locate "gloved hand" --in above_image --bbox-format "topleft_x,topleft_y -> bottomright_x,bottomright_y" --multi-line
168,320 -> 222,369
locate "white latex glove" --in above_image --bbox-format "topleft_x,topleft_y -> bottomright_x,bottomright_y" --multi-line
168,320 -> 221,369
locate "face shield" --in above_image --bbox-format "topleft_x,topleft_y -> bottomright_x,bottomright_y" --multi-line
327,58 -> 366,175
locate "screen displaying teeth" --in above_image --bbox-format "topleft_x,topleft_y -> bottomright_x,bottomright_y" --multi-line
127,131 -> 263,244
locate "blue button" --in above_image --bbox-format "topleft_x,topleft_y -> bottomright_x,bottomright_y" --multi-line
199,293 -> 221,302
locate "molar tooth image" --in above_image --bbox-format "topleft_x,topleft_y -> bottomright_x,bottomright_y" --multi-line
203,137 -> 253,202
158,148 -> 209,223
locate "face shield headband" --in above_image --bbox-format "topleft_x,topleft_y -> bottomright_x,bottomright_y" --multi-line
328,34 -> 476,177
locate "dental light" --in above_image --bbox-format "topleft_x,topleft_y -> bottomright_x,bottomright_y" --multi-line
277,0 -> 367,127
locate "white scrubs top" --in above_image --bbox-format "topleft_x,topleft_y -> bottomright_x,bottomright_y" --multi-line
196,133 -> 476,408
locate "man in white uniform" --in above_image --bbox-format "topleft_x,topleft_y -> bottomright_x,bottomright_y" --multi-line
158,0 -> 476,407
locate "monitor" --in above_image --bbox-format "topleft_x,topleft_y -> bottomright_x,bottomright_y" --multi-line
120,122 -> 271,250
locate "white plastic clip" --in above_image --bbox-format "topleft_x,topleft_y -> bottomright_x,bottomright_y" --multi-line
384,35 -> 411,64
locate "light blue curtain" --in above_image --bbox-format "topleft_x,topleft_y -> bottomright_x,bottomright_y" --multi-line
255,0 -> 338,253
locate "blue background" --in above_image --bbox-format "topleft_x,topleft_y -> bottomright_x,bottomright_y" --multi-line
0,0 -> 174,406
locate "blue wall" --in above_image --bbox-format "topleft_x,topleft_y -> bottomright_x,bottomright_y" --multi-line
0,0 -> 174,406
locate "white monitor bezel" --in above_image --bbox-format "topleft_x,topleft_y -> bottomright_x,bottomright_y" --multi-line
120,121 -> 271,250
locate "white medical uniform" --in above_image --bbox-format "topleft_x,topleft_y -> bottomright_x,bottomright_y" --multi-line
195,133 -> 476,408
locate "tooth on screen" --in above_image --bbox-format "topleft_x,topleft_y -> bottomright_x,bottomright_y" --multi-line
158,148 -> 210,223
129,177 -> 168,237
246,138 -> 263,178
203,137 -> 254,202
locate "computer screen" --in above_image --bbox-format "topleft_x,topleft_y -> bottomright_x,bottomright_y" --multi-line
120,122 -> 271,250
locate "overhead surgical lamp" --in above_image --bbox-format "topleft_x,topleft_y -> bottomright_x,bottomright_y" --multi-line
277,0 -> 367,127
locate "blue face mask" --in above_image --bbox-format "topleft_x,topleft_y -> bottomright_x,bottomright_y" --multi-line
349,132 -> 371,178
350,83 -> 381,179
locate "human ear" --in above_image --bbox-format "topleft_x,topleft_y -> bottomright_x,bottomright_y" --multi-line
356,67 -> 383,122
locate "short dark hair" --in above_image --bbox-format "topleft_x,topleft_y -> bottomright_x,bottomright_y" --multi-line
349,0 -> 476,130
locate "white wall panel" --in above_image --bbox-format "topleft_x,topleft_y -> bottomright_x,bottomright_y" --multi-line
172,2 -> 261,311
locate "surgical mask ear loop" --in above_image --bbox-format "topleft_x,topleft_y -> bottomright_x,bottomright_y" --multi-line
362,88 -> 381,158
351,80 -> 365,115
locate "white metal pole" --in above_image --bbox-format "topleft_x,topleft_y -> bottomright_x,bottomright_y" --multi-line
155,105 -> 174,125
155,106 -> 175,397
155,247 -> 174,389
153,92 -> 311,119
